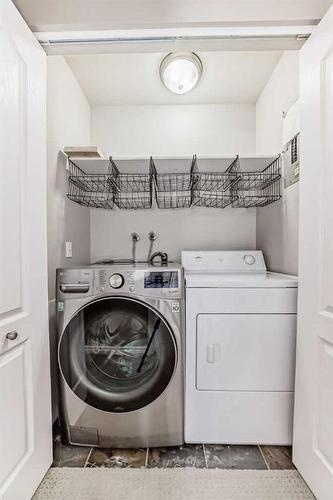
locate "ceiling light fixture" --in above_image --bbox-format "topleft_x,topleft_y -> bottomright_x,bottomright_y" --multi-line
160,52 -> 203,95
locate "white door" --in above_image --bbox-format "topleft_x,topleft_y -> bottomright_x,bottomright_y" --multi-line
196,314 -> 296,391
293,5 -> 333,500
0,1 -> 52,499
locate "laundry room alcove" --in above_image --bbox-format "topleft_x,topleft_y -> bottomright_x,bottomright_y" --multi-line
46,45 -> 302,442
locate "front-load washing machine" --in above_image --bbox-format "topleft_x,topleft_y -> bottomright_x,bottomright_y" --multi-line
56,263 -> 184,448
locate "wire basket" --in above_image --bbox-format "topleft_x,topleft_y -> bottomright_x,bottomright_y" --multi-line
114,191 -> 152,210
151,156 -> 197,209
232,191 -> 281,208
232,155 -> 281,208
67,178 -> 114,209
192,189 -> 238,209
67,159 -> 114,209
235,156 -> 281,190
194,156 -> 239,192
192,156 -> 239,208
68,174 -> 113,193
110,157 -> 152,209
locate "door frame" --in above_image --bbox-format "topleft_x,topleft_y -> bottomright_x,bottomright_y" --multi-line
36,25 -> 313,55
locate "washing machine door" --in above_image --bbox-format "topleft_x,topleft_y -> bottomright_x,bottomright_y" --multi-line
58,297 -> 177,413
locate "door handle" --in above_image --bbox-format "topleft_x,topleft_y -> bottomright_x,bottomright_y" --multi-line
60,284 -> 89,293
207,343 -> 220,363
6,331 -> 18,341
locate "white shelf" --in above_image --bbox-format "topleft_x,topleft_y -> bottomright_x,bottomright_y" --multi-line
65,155 -> 278,174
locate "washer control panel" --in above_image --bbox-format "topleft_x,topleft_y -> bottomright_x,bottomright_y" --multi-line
57,266 -> 184,299
96,266 -> 183,298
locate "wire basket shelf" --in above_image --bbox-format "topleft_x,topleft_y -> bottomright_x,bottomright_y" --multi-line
66,155 -> 282,210
151,156 -> 197,209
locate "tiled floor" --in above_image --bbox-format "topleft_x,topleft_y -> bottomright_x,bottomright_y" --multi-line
52,431 -> 294,470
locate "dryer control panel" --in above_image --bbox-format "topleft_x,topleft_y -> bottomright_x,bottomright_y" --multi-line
181,251 -> 267,274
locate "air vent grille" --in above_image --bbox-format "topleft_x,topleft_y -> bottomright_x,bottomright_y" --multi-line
291,134 -> 299,165
283,133 -> 300,188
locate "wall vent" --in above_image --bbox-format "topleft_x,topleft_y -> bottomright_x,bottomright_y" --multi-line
283,133 -> 299,188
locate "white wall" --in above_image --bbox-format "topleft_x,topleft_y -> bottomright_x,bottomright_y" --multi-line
47,56 -> 91,420
90,104 -> 256,262
256,51 -> 300,275
92,104 -> 255,157
48,56 -> 91,294
91,208 -> 256,263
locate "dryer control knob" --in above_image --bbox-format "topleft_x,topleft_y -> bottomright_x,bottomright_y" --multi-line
109,273 -> 124,289
244,254 -> 256,265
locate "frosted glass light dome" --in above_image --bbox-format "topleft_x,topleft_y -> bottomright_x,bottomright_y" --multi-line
160,53 -> 203,94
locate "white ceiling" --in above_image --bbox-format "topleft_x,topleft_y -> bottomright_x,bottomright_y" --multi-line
65,51 -> 282,106
14,0 -> 332,32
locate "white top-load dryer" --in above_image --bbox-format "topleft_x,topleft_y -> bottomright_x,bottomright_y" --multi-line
181,251 -> 298,445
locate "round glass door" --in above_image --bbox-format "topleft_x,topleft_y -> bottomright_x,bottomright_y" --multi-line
58,297 -> 177,413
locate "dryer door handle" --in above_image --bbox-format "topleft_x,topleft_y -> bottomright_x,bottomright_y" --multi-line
207,343 -> 220,363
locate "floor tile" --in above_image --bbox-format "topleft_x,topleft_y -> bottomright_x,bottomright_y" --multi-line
147,444 -> 205,468
86,448 -> 147,468
204,444 -> 267,470
260,446 -> 295,470
52,436 -> 91,467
